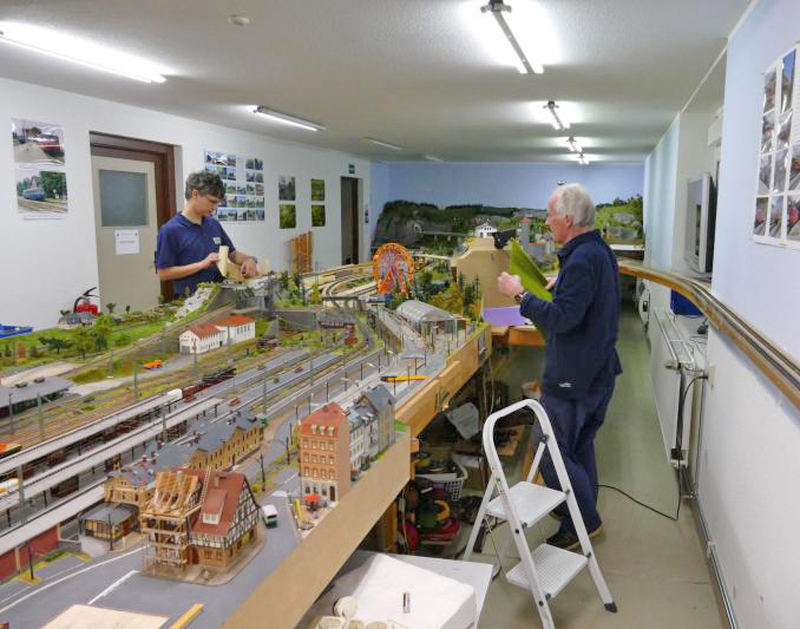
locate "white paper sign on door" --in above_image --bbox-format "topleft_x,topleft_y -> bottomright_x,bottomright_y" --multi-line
115,229 -> 140,255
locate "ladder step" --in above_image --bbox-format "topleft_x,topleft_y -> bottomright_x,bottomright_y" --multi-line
506,544 -> 588,599
486,481 -> 566,527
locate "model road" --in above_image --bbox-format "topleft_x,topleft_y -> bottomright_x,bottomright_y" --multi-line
0,498 -> 299,628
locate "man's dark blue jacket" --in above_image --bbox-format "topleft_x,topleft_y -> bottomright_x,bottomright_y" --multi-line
520,229 -> 622,399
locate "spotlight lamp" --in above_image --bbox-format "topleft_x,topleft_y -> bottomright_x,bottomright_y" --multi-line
545,100 -> 569,131
567,136 -> 582,153
577,152 -> 589,165
480,0 -> 544,75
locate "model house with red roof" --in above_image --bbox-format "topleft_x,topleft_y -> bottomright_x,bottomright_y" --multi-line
179,314 -> 256,354
140,468 -> 260,574
297,403 -> 351,503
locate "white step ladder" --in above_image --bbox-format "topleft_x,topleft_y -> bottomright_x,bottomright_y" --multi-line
463,399 -> 617,628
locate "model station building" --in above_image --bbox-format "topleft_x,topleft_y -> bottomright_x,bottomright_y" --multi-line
179,314 -> 256,354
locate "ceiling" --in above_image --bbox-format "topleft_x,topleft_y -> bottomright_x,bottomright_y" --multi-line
0,0 -> 749,163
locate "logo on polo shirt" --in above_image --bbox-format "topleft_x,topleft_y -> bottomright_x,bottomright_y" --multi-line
213,237 -> 221,245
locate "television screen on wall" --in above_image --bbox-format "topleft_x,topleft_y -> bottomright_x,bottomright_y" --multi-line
684,173 -> 717,274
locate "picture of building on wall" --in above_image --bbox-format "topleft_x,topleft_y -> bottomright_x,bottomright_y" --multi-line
769,195 -> 784,237
777,111 -> 792,151
774,149 -> 789,192
782,49 -> 795,113
256,183 -> 265,195
16,168 -> 68,217
311,178 -> 325,201
279,176 -> 296,201
790,144 -> 800,190
753,197 -> 768,236
246,158 -> 254,170
787,195 -> 800,241
764,68 -> 777,112
312,204 -> 326,227
280,203 -> 296,228
761,113 -> 775,153
759,155 -> 773,194
253,158 -> 263,170
12,118 -> 66,166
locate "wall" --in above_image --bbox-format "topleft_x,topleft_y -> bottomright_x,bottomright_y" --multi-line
697,1 -> 800,627
672,111 -> 718,274
641,2 -> 800,626
369,162 -> 390,243
712,0 -> 800,358
375,162 -> 643,212
1,77 -> 372,330
699,329 -> 800,629
643,115 -> 680,268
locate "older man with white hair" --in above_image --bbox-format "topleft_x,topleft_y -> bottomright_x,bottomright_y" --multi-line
498,183 -> 622,550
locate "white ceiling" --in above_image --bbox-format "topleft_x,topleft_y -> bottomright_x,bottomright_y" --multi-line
0,0 -> 749,163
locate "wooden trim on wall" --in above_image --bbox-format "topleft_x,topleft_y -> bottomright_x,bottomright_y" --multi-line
619,260 -> 800,415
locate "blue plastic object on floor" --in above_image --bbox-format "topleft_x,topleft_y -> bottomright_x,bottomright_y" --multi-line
670,291 -> 701,316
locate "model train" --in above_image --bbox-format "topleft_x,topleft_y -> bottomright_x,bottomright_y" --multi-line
181,366 -> 236,401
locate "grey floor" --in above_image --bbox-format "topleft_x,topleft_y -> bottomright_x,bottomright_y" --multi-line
470,307 -> 725,628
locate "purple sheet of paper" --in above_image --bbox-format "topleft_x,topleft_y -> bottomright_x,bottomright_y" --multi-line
483,306 -> 529,327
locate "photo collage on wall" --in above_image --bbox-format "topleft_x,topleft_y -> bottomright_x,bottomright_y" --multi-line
754,46 -> 800,246
204,150 -> 265,222
11,118 -> 68,220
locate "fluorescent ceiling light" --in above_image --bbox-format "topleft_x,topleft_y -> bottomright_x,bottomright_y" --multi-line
577,152 -> 589,165
566,136 -> 582,153
545,100 -> 570,130
365,137 -> 403,151
253,106 -> 325,132
480,0 -> 543,75
0,22 -> 167,83
423,154 -> 444,162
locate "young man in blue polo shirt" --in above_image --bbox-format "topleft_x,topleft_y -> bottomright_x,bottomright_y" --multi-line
498,183 -> 622,551
156,171 -> 258,297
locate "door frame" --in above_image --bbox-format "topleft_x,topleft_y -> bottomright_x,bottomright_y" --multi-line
340,176 -> 360,265
89,132 -> 177,301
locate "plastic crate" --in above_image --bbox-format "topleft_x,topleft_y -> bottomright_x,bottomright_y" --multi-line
416,461 -> 468,501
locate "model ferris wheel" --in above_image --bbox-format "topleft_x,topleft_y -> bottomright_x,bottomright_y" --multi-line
372,243 -> 414,295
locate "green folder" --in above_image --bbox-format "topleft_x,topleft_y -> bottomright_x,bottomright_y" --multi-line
509,238 -> 552,302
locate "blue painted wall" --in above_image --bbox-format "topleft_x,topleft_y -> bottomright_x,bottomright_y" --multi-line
370,163 -> 643,233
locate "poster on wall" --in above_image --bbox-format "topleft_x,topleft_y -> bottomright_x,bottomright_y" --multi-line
311,204 -> 325,227
311,178 -> 325,202
12,118 -> 68,220
752,45 -> 800,248
204,150 -> 264,222
280,203 -> 296,229
279,176 -> 296,201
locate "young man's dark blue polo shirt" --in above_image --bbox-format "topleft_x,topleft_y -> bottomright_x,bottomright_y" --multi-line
155,214 -> 235,297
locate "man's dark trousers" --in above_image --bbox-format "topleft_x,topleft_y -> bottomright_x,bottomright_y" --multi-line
536,379 -> 615,535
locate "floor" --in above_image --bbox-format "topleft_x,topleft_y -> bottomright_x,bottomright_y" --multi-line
470,306 -> 726,628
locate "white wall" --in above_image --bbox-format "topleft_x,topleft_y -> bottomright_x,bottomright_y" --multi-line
672,112 -> 718,274
641,1 -> 800,626
0,77 -> 372,330
643,115 -> 680,268
699,330 -> 800,629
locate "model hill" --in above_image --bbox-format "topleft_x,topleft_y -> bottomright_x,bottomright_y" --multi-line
373,196 -> 643,248
373,201 -> 527,247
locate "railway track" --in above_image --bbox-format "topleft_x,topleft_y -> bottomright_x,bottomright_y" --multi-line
0,342 -> 302,448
